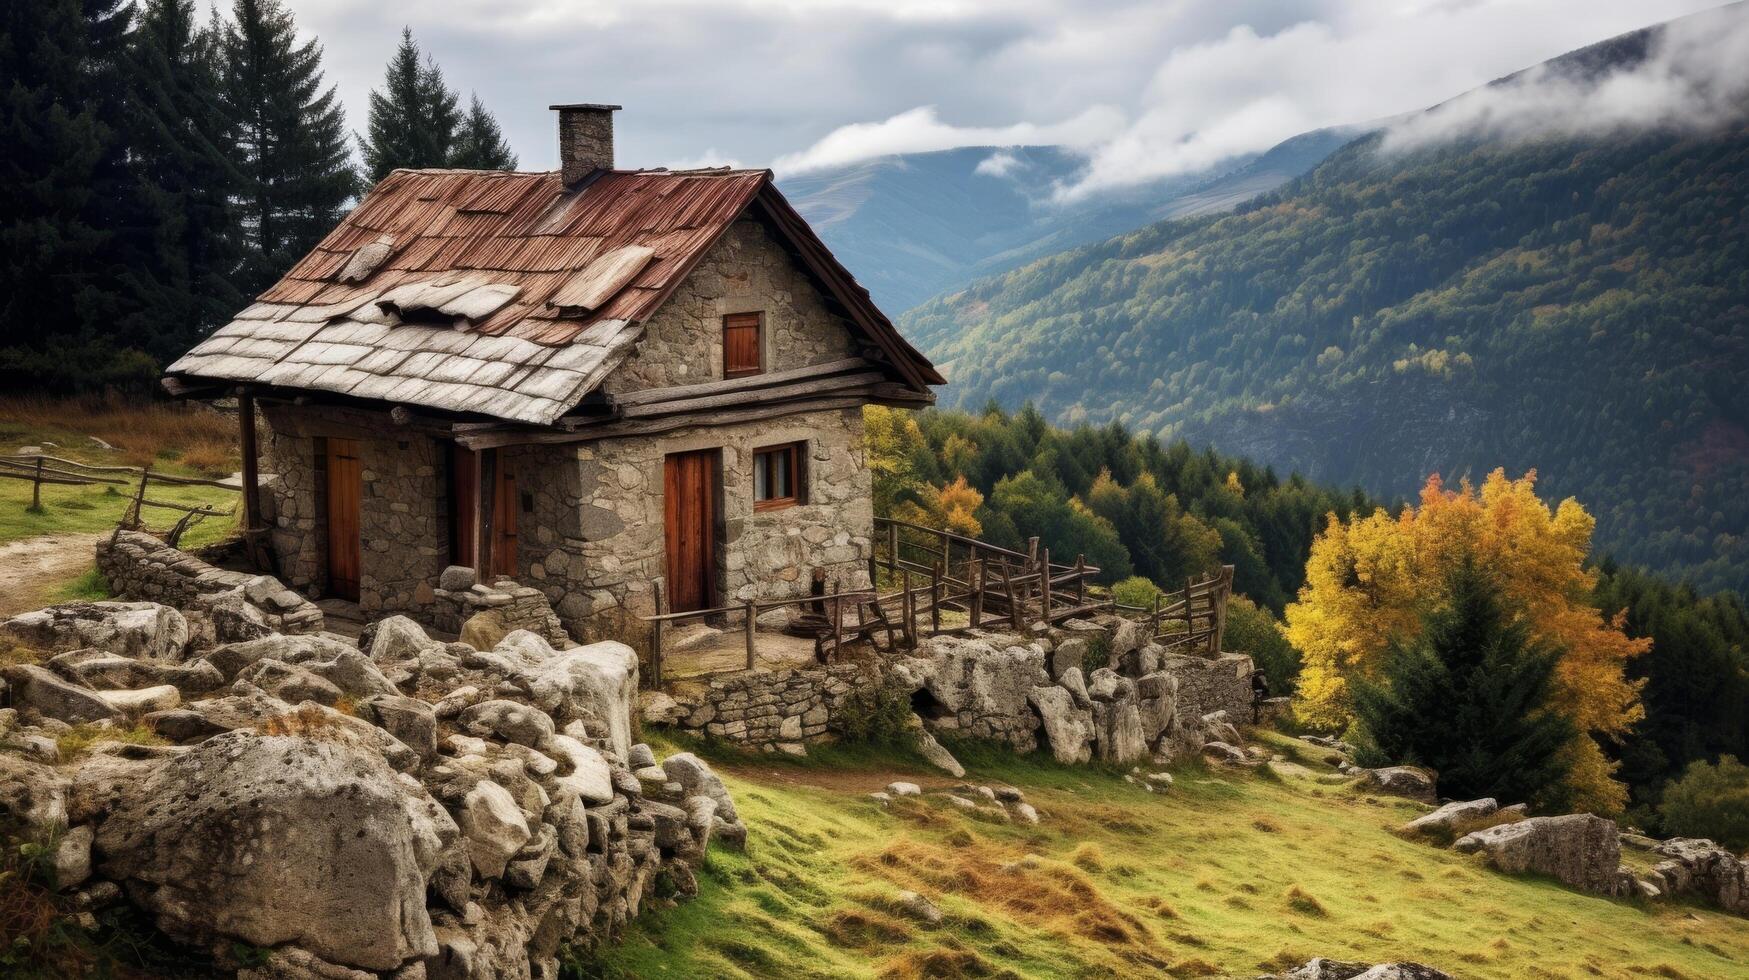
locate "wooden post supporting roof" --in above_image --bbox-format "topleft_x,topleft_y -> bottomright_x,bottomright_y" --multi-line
237,391 -> 269,571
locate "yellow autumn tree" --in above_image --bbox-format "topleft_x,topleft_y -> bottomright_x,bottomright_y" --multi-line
1284,469 -> 1648,813
932,475 -> 984,537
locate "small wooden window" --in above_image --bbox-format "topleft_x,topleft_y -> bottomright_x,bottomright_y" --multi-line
724,312 -> 763,378
753,442 -> 805,511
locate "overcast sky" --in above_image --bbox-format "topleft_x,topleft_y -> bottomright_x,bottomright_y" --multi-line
281,0 -> 1729,193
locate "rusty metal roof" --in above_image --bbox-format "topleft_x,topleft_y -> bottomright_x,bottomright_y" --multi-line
166,167 -> 941,425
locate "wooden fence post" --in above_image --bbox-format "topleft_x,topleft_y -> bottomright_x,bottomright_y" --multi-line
128,466 -> 152,529
901,566 -> 914,648
930,560 -> 942,634
744,598 -> 757,671
1001,560 -> 1020,628
1040,546 -> 1052,624
29,457 -> 43,511
1151,591 -> 1161,639
1075,554 -> 1086,606
830,580 -> 843,662
969,558 -> 983,628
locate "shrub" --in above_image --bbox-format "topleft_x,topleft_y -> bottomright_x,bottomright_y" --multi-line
1111,576 -> 1162,609
1658,755 -> 1749,851
833,682 -> 916,748
1224,595 -> 1301,693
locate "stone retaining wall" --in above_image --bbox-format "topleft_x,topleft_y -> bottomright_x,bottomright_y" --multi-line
427,565 -> 570,647
96,530 -> 323,641
654,663 -> 881,754
1164,652 -> 1256,721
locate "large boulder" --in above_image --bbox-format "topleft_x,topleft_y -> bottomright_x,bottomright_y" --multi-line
1402,798 -> 1498,836
85,729 -> 456,972
49,652 -> 223,695
1272,960 -> 1453,980
1454,813 -> 1622,894
457,779 -> 530,879
505,634 -> 638,758
1357,765 -> 1438,803
2,664 -> 117,723
2,601 -> 188,660
460,699 -> 556,748
1027,686 -> 1093,764
908,634 -> 1050,752
203,633 -> 358,682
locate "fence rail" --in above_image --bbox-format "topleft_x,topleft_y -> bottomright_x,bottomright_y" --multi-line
2,453 -> 239,548
640,513 -> 1235,688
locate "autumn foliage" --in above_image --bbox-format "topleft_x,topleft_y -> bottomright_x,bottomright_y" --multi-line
1284,469 -> 1648,812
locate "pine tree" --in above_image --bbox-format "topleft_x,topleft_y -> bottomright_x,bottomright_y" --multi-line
118,0 -> 243,363
219,0 -> 358,295
1353,559 -> 1576,808
0,0 -> 142,390
361,28 -> 460,180
450,94 -> 518,171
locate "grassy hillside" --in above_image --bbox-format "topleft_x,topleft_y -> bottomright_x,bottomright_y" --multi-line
901,13 -> 1749,598
583,735 -> 1749,979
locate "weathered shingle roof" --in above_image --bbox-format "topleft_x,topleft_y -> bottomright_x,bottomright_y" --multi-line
166,167 -> 939,426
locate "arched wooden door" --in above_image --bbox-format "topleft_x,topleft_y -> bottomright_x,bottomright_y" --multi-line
324,438 -> 362,601
663,449 -> 719,613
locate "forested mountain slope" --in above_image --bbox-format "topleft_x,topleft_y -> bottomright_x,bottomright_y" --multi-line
904,19 -> 1749,597
780,129 -> 1355,313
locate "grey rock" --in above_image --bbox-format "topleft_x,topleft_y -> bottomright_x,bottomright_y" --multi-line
2,601 -> 188,661
237,659 -> 344,705
3,665 -> 117,723
361,695 -> 439,760
1028,686 -> 1094,765
1454,813 -> 1621,894
460,699 -> 555,748
90,730 -> 455,972
1402,798 -> 1498,835
1358,765 -> 1437,803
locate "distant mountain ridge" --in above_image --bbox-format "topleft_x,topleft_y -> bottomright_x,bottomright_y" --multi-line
778,127 -> 1359,313
899,5 -> 1749,597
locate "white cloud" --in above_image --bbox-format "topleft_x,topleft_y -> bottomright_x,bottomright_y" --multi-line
974,149 -> 1024,177
770,105 -> 1124,174
1380,4 -> 1749,151
282,0 -> 1728,183
1058,0 -> 1730,200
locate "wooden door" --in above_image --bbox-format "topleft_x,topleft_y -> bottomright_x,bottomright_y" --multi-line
664,449 -> 718,613
324,438 -> 362,601
449,445 -> 517,577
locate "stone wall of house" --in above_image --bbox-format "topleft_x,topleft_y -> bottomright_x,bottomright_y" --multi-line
521,407 -> 874,646
601,217 -> 863,395
654,662 -> 880,754
258,405 -> 451,617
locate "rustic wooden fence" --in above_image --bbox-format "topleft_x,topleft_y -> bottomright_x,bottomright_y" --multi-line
1113,563 -> 1236,657
639,514 -> 1238,687
0,453 -> 238,547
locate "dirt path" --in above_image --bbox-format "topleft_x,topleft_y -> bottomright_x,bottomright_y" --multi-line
0,531 -> 106,617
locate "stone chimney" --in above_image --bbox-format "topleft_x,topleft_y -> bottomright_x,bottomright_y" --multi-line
551,103 -> 620,184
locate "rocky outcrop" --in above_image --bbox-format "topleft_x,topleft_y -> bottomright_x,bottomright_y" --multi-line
2,600 -> 188,661
901,634 -> 1052,752
0,597 -> 743,978
83,730 -> 453,972
1264,959 -> 1453,980
1646,838 -> 1749,914
1454,813 -> 1625,894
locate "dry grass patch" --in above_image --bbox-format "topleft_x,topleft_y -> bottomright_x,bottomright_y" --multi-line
54,721 -> 164,758
0,395 -> 238,474
1283,884 -> 1328,917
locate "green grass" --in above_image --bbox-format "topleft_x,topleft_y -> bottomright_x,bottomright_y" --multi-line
586,736 -> 1749,979
0,404 -> 241,605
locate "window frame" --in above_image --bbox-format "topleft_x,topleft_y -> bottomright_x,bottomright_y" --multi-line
752,441 -> 806,512
723,311 -> 764,379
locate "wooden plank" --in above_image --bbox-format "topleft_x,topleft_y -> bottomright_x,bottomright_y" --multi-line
618,372 -> 888,419
458,395 -> 873,449
613,357 -> 871,409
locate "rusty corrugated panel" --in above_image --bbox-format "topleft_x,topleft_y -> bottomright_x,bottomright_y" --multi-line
172,162 -> 939,422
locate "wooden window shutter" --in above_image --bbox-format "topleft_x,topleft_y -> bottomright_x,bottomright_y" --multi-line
723,312 -> 762,378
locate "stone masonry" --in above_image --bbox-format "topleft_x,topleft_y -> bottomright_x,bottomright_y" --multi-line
658,663 -> 878,753
254,215 -> 876,651
96,530 -> 323,641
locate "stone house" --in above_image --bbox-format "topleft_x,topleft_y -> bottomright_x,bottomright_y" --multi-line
164,104 -> 941,643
